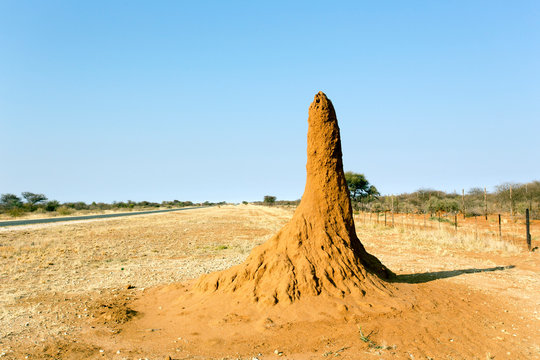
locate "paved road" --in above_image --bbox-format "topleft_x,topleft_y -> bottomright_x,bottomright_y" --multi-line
0,207 -> 204,227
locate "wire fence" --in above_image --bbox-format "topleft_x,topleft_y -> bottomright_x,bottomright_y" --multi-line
356,210 -> 537,251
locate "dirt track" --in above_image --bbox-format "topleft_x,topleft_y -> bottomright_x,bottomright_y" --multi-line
0,205 -> 538,359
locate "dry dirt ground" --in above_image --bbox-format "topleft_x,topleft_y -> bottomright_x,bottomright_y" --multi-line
0,205 -> 538,359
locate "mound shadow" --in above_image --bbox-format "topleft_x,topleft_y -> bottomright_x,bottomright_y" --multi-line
392,265 -> 515,284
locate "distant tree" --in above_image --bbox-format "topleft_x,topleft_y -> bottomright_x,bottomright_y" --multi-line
45,200 -> 60,212
263,195 -> 276,205
64,201 -> 88,210
1,193 -> 23,208
22,192 -> 48,206
344,172 -> 380,201
467,187 -> 484,197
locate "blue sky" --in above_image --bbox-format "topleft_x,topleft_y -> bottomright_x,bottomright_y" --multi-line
1,1 -> 539,203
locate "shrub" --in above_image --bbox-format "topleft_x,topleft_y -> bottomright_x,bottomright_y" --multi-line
57,206 -> 73,216
7,207 -> 25,217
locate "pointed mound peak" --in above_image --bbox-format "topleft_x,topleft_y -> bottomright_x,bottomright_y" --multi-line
310,91 -> 334,116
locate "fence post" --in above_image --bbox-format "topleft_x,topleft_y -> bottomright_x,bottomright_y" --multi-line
526,209 -> 531,251
384,212 -> 387,227
455,214 -> 458,232
498,214 -> 502,240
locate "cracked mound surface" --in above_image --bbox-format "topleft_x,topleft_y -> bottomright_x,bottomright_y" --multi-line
195,91 -> 394,304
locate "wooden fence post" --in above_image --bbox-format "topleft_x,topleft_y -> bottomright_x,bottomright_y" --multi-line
498,214 -> 502,240
526,209 -> 532,251
455,214 -> 458,232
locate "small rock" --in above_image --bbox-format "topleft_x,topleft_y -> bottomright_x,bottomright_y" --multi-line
125,284 -> 134,289
99,349 -> 104,353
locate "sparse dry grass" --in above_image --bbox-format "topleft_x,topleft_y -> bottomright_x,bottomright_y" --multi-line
354,219 -> 522,254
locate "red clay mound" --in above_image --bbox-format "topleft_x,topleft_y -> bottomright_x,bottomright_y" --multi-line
195,91 -> 394,304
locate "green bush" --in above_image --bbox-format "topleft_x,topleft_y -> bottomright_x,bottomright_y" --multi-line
263,195 -> 276,205
7,207 -> 25,217
45,200 -> 60,212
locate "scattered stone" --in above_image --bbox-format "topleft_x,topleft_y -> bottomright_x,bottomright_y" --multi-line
125,284 -> 135,289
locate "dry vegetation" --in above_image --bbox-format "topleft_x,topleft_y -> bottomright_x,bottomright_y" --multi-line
0,205 -> 538,359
